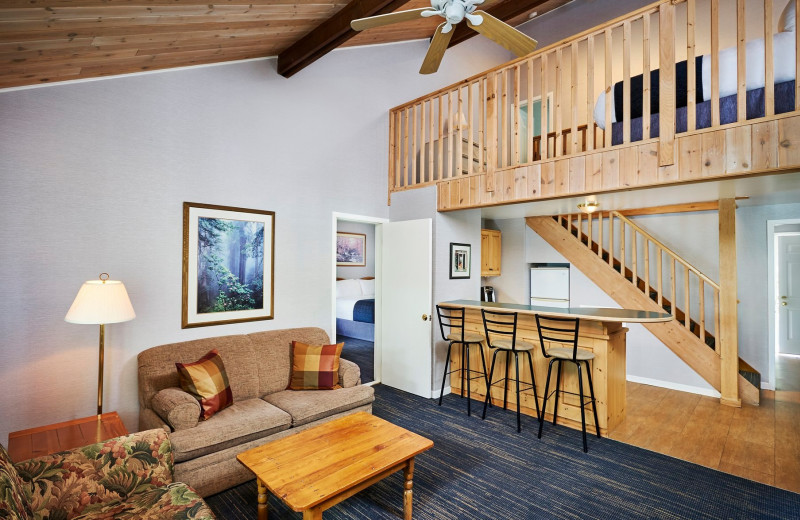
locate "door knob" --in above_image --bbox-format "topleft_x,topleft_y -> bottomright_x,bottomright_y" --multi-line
422,314 -> 429,321
782,302 -> 788,306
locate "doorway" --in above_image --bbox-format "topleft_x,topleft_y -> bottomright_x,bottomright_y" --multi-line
768,219 -> 800,396
333,213 -> 386,384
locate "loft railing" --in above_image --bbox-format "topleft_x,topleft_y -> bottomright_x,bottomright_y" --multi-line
388,0 -> 798,201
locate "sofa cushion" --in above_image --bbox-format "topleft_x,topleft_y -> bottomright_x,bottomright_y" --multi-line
170,399 -> 291,463
263,385 -> 375,427
288,341 -> 344,390
152,388 -> 201,431
247,328 -> 331,395
138,334 -> 260,410
72,482 -> 215,520
0,444 -> 32,520
176,349 -> 233,420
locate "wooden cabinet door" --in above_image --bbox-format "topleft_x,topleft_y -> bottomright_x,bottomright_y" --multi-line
481,229 -> 501,276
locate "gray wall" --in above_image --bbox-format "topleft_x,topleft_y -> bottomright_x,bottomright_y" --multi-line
336,221 -> 375,280
0,37 -> 510,442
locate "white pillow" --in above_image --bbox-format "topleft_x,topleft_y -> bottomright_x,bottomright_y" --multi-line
359,278 -> 375,297
779,1 -> 795,32
336,279 -> 362,299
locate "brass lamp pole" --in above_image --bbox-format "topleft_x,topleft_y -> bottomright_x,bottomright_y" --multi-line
65,273 -> 135,415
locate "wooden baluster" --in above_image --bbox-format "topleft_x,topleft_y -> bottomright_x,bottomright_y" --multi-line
429,97 -> 435,179
403,106 -> 409,186
604,28 -> 612,148
657,248 -> 663,308
620,222 -> 626,276
577,213 -> 583,241
608,213 -> 615,267
501,69 -> 508,168
587,35 -> 595,152
598,211 -> 604,259
711,0 -> 720,126
389,110 -> 397,194
468,82 -> 474,174
670,258 -> 676,316
643,237 -> 649,298
699,279 -> 706,343
631,231 -> 638,288
555,48 -> 563,157
514,65 -> 521,165
448,90 -> 455,178
486,72 -> 498,190
528,59 -> 534,163
438,96 -> 444,181
714,288 -> 720,340
571,41 -> 579,154
686,0 -> 696,132
567,213 -> 573,234
458,86 -> 464,175
479,78 -> 485,172
623,20 -> 631,144
411,104 -> 418,185
588,212 -> 594,250
765,0 -> 775,117
736,0 -> 746,122
684,266 -> 691,329
643,12 -> 652,139
659,2 -> 675,166
420,101 -> 426,183
541,53 -> 549,160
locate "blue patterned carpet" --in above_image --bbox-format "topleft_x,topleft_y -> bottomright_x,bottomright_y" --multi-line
338,334 -> 373,384
205,385 -> 800,519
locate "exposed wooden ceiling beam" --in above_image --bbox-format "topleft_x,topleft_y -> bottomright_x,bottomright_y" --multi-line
615,197 -> 750,216
277,0 -> 413,78
448,0 -> 560,49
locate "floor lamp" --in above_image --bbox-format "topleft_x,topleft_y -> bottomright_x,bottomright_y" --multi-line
65,273 -> 136,416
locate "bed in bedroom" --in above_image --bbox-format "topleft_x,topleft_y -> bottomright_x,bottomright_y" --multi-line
336,277 -> 375,342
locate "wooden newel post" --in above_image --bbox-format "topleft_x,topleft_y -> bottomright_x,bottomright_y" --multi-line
718,198 -> 741,407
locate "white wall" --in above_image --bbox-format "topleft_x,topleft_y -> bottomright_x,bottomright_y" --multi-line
0,37 -> 510,442
482,218 -> 528,304
336,221 -> 375,279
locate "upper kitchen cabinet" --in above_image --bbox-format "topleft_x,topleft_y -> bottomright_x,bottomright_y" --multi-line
481,229 -> 501,277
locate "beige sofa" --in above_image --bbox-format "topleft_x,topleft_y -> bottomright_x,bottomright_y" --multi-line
137,327 -> 375,497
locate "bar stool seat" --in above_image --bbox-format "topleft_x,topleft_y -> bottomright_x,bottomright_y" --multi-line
546,347 -> 594,361
492,338 -> 535,351
447,331 -> 485,343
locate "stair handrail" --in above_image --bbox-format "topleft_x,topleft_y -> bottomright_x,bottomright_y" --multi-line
609,211 -> 720,290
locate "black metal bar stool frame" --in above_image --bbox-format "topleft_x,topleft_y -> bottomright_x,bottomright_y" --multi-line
480,309 -> 540,432
535,315 -> 600,453
436,305 -> 490,417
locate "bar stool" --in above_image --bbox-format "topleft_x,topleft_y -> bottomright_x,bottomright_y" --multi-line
480,309 -> 540,432
435,305 -> 490,416
535,315 -> 600,453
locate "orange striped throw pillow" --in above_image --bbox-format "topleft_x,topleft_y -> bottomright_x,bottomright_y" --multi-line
176,349 -> 233,420
288,341 -> 344,390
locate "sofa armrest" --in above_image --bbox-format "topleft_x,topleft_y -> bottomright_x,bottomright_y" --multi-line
151,387 -> 201,431
339,357 -> 361,388
16,429 -> 174,519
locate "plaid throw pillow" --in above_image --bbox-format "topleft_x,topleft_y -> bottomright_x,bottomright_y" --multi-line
176,349 -> 233,420
289,341 -> 344,390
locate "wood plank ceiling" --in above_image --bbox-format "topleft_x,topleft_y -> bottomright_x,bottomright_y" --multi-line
0,0 -> 567,89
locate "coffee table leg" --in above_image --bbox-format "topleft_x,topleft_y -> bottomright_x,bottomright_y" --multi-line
403,458 -> 415,520
302,508 -> 323,520
257,478 -> 269,520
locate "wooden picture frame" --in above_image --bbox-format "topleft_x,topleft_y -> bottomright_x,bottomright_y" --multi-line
182,202 -> 275,328
336,232 -> 367,266
449,242 -> 471,279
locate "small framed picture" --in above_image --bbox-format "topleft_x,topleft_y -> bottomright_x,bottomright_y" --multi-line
449,243 -> 471,279
337,232 -> 366,266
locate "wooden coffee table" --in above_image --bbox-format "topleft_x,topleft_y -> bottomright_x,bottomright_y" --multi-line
237,412 -> 433,520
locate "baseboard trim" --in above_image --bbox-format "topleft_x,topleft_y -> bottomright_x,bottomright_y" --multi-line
434,386 -> 451,399
626,375 -> 721,398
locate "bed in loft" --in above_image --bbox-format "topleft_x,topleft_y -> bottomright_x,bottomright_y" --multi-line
595,3 -> 797,146
336,277 -> 375,342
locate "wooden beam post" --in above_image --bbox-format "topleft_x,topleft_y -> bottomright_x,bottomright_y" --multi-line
718,198 -> 741,407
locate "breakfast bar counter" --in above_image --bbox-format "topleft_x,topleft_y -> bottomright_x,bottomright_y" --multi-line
437,300 -> 672,434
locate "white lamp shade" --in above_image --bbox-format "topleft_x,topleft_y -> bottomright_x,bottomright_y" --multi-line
65,279 -> 136,324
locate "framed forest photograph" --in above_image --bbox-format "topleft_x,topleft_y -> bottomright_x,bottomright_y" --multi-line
182,202 -> 275,328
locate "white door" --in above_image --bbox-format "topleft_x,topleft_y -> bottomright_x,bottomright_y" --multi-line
778,234 -> 800,355
380,219 -> 433,398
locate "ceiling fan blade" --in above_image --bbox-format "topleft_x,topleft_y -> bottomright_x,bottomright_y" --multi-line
420,22 -> 455,75
351,8 -> 433,31
467,10 -> 538,57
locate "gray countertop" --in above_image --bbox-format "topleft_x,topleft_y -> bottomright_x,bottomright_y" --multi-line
439,300 -> 673,323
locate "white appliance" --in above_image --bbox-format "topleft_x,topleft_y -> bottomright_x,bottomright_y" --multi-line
530,264 -> 570,308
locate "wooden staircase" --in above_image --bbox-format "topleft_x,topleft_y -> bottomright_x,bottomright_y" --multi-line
527,213 -> 759,405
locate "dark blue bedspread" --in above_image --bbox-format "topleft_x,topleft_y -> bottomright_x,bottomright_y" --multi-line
611,80 -> 795,145
353,298 -> 375,323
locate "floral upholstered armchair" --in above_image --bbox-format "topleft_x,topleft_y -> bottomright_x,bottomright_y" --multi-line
0,428 -> 215,519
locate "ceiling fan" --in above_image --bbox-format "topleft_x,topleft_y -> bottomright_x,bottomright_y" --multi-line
351,0 -> 538,74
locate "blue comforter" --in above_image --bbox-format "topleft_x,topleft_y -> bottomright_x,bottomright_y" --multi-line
353,299 -> 375,323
